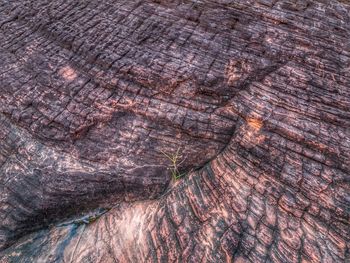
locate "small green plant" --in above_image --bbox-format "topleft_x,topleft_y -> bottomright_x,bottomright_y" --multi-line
161,147 -> 186,181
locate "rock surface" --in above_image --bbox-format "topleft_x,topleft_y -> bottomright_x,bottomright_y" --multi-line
0,0 -> 349,262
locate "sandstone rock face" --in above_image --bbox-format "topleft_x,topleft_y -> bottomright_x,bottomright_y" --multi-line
0,0 -> 349,262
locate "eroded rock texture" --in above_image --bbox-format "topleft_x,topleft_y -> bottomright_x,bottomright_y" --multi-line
0,0 -> 349,262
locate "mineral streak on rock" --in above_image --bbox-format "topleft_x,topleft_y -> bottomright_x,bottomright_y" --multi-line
0,0 -> 349,262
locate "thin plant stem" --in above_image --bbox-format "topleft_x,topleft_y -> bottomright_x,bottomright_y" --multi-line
161,147 -> 186,181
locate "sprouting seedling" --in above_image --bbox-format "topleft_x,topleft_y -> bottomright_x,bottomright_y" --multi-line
161,147 -> 186,181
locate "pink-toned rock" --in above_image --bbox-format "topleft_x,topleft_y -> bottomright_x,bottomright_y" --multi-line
0,0 -> 349,262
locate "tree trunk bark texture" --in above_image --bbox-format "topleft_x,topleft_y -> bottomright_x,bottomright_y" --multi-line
0,0 -> 349,262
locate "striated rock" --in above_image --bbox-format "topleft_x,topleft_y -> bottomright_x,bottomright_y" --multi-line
0,0 -> 349,262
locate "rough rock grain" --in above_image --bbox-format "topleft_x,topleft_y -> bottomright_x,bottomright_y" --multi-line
0,0 -> 349,262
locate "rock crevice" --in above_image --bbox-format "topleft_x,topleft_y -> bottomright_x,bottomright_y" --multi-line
0,0 -> 349,262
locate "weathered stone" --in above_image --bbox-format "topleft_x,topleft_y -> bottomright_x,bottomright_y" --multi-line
0,0 -> 349,262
